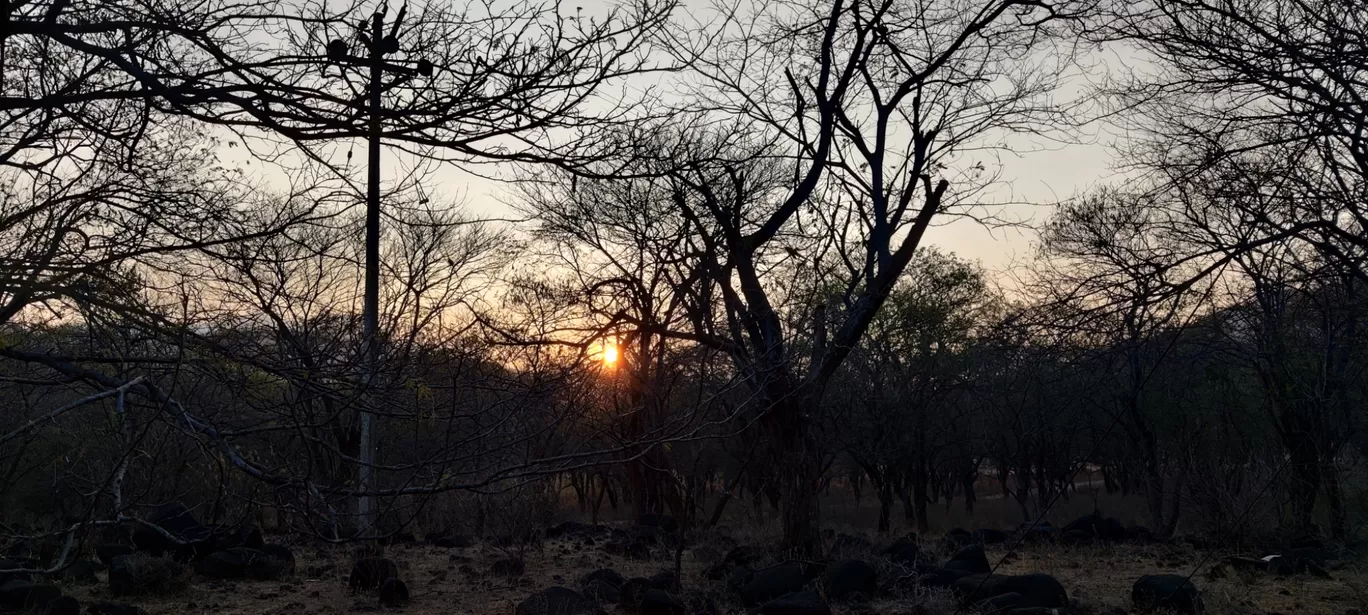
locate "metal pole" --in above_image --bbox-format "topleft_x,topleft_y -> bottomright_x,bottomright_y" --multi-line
357,10 -> 384,537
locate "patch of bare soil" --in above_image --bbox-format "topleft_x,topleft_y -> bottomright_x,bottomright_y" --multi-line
60,535 -> 1368,615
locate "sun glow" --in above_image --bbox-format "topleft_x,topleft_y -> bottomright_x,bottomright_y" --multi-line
602,343 -> 619,366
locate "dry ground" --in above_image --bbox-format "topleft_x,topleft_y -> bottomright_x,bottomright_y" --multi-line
59,530 -> 1368,615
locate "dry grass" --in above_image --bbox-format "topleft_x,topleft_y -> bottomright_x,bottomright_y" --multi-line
57,531 -> 1367,615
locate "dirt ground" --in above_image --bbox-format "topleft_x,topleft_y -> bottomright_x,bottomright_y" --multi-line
62,533 -> 1368,615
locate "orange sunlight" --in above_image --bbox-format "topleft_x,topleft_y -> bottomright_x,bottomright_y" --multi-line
602,342 -> 619,366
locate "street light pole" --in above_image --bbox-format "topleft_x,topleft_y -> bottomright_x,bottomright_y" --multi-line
327,4 -> 432,537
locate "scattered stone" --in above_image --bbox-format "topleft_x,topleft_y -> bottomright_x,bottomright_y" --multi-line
348,558 -> 399,592
943,544 -> 990,575
1132,575 -> 1202,614
378,578 -> 409,606
86,603 -> 145,615
47,594 -> 80,615
109,554 -> 186,596
740,562 -> 818,607
96,545 -> 136,568
54,560 -> 102,585
823,560 -> 877,601
516,587 -> 593,615
640,589 -> 686,615
760,591 -> 830,615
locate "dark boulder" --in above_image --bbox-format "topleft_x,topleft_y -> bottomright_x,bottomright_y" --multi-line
86,603 -> 145,615
54,560 -> 103,585
1059,530 -> 1094,547
516,587 -> 593,615
1125,526 -> 1155,544
973,529 -> 1011,545
260,544 -> 295,574
759,591 -> 830,615
823,560 -> 877,601
582,579 -> 621,603
47,594 -> 80,615
1132,575 -> 1202,614
648,570 -> 678,591
951,573 -> 1008,603
943,544 -> 990,575
96,545 -> 135,568
637,514 -> 677,533
0,579 -> 62,611
977,592 -> 1025,614
619,578 -> 652,611
348,557 -> 398,592
880,537 -> 922,566
131,503 -> 211,561
1097,518 -> 1127,543
378,577 -> 410,606
831,533 -> 873,554
108,554 -> 185,596
944,528 -> 976,550
581,568 -> 625,589
489,557 -> 526,577
195,547 -> 283,580
740,562 -> 819,607
0,558 -> 32,587
704,546 -> 766,580
993,574 -> 1068,608
639,589 -> 686,615
428,534 -> 474,548
1061,513 -> 1101,537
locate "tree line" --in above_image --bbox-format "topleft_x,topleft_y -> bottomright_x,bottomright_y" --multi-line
1,0 -> 1365,566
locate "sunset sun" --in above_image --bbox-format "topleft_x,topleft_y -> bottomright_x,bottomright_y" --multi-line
602,343 -> 619,366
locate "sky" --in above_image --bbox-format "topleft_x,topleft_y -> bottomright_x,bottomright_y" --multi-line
219,0 -> 1128,281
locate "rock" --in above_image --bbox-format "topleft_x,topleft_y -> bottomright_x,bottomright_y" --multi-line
974,529 -> 1011,545
581,568 -> 625,589
1059,530 -> 1094,547
516,587 -> 593,615
880,537 -> 922,566
759,591 -> 830,615
648,570 -> 677,591
54,560 -> 103,585
0,579 -> 62,610
131,503 -> 211,561
978,592 -> 1025,613
197,547 -> 284,580
108,554 -> 185,596
740,562 -> 818,607
823,560 -> 877,601
620,578 -> 652,611
582,579 -> 621,603
86,603 -> 146,615
944,528 -> 976,550
952,573 -> 1008,603
1098,518 -> 1127,542
1061,513 -> 1101,537
429,534 -> 474,548
831,533 -> 873,554
637,514 -> 678,533
1016,523 -> 1055,544
96,545 -> 135,568
1125,526 -> 1155,544
640,589 -> 686,615
46,594 -> 80,615
348,558 -> 399,592
994,574 -> 1068,608
1132,575 -> 1202,614
260,544 -> 295,575
378,578 -> 409,606
490,557 -> 526,577
0,558 -> 32,587
944,544 -> 990,575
